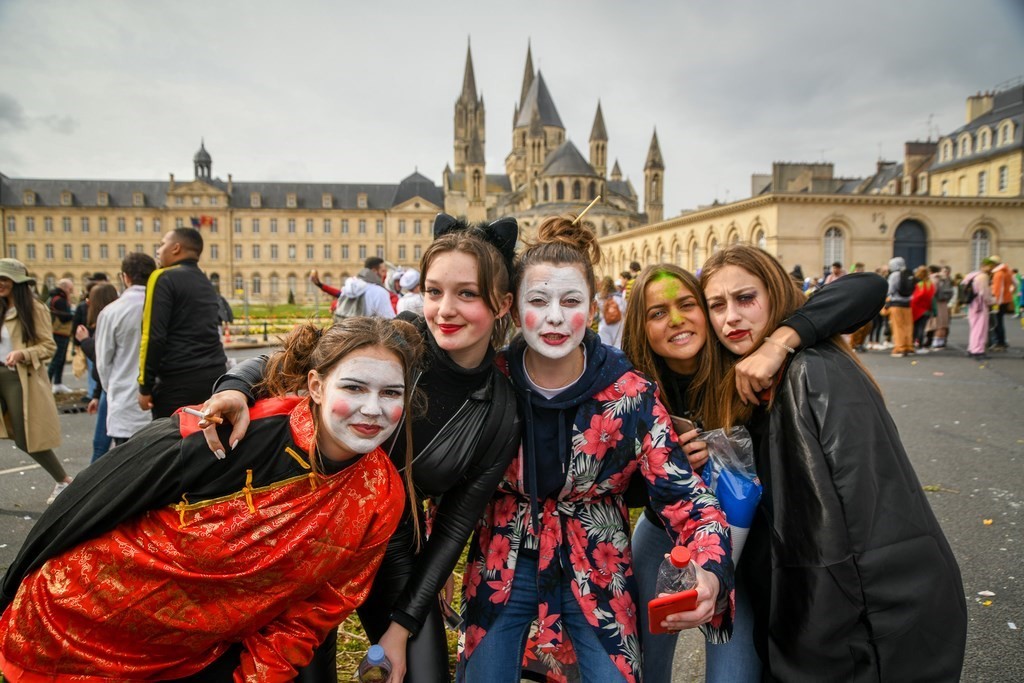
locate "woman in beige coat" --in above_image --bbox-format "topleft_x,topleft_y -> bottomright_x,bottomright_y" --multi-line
0,259 -> 70,504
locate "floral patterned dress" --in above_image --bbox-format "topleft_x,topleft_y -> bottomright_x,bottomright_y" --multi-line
459,333 -> 732,682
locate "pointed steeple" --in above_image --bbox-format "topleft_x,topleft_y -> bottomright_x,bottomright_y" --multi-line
514,71 -> 564,129
645,128 -> 665,170
519,41 -> 535,110
461,40 -> 477,102
589,101 -> 608,142
611,159 -> 622,181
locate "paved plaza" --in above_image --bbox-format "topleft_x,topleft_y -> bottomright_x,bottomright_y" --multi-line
1,315 -> 1021,681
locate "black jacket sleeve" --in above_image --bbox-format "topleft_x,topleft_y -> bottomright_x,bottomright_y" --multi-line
388,373 -> 521,635
71,303 -> 88,347
0,418 -> 185,611
782,273 -> 887,347
212,354 -> 271,405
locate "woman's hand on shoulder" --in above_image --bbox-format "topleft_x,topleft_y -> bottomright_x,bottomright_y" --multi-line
660,564 -> 721,632
377,622 -> 410,682
199,390 -> 251,458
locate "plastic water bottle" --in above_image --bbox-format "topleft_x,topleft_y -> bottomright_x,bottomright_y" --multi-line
357,644 -> 392,682
655,546 -> 697,596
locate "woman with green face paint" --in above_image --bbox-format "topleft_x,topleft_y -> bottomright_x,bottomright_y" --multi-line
621,262 -> 889,683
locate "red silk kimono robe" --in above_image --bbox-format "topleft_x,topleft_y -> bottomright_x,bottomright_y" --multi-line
0,397 -> 404,682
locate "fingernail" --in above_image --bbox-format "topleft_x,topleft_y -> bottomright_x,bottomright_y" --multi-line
215,449 -> 226,460
231,440 -> 239,450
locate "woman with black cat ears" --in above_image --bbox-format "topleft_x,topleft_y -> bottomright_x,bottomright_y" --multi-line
200,214 -> 522,682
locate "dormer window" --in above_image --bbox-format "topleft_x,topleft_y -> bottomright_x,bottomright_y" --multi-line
322,194 -> 333,209
286,193 -> 297,208
957,133 -> 972,158
250,193 -> 261,208
133,192 -> 144,207
978,126 -> 992,150
918,173 -> 928,195
60,191 -> 73,206
22,190 -> 35,206
97,192 -> 109,206
999,120 -> 1014,146
902,177 -> 912,195
357,192 -> 368,209
940,140 -> 952,162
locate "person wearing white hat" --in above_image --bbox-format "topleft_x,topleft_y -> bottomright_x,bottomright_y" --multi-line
0,259 -> 72,504
396,270 -> 424,316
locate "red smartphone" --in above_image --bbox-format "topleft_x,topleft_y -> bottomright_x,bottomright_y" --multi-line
647,589 -> 699,634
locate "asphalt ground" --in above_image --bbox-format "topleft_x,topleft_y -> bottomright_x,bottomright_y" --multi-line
0,317 -> 1021,681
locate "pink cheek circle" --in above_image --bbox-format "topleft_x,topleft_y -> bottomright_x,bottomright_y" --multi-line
330,399 -> 352,419
571,312 -> 586,331
388,406 -> 404,424
524,311 -> 538,331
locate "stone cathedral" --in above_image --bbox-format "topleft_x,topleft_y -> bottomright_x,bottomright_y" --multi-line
442,43 -> 663,238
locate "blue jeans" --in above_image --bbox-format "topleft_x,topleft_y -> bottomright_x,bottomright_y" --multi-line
632,513 -> 761,683
86,357 -> 98,398
460,554 -> 625,683
91,391 -> 112,462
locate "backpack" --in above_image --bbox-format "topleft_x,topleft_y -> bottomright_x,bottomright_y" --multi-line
602,296 -> 622,325
333,293 -> 366,322
959,275 -> 977,305
49,294 -> 73,336
896,269 -> 916,298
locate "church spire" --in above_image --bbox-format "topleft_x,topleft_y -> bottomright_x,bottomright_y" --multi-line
461,39 -> 477,102
589,101 -> 608,142
644,128 -> 664,223
519,41 -> 534,110
589,101 -> 608,178
645,128 -> 664,170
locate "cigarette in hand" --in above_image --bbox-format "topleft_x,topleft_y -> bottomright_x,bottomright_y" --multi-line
182,406 -> 224,424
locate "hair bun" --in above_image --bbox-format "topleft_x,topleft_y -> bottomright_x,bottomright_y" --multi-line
534,215 -> 601,267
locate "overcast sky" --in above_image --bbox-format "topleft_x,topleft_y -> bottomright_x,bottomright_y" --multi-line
2,0 -> 1023,215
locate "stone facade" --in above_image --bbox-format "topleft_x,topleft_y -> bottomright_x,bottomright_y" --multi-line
599,81 -> 1024,280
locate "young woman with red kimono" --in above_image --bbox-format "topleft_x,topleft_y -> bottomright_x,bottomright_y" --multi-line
458,216 -> 733,683
0,317 -> 421,682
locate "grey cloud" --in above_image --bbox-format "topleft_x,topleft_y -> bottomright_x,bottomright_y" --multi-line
0,93 -> 27,132
38,115 -> 78,135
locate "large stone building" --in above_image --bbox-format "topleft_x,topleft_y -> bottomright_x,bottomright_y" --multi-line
598,80 -> 1024,280
0,142 -> 443,303
442,43 -> 662,237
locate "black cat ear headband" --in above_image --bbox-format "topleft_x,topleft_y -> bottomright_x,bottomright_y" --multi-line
432,213 -> 518,273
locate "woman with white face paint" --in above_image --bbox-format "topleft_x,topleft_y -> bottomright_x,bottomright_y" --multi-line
458,216 -> 732,683
199,214 -> 521,683
0,318 -> 420,681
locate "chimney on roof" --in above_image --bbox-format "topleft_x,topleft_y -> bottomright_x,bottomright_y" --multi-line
227,174 -> 233,194
168,173 -> 175,191
966,90 -> 994,123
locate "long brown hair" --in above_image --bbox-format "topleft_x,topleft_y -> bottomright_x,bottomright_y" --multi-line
700,244 -> 879,428
85,284 -> 119,329
514,214 -> 600,298
257,317 -> 424,542
420,226 -> 514,348
621,263 -> 729,427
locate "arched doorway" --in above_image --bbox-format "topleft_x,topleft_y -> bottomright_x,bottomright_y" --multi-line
893,220 -> 928,270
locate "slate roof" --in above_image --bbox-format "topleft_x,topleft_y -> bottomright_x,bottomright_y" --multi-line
930,84 -> 1024,172
860,162 -> 904,194
541,141 -> 598,177
607,178 -> 636,199
0,173 -> 443,210
514,71 -> 564,129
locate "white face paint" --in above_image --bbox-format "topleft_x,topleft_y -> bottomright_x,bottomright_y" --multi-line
313,348 -> 406,462
517,264 -> 591,360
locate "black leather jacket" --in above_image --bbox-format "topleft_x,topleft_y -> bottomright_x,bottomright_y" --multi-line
214,317 -> 520,636
741,344 -> 966,681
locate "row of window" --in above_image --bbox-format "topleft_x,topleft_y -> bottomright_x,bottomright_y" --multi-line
938,120 -> 1016,162
6,216 -> 163,234
248,192 -> 369,209
5,242 -> 423,263
536,179 -> 601,203
938,165 -> 1011,196
19,190 -> 379,210
5,215 -> 432,237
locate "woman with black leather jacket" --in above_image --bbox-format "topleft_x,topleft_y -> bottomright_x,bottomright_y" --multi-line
199,214 -> 521,682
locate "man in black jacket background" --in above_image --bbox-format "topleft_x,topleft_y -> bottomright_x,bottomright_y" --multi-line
138,227 -> 226,418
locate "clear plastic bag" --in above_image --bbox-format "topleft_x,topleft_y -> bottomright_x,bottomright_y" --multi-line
700,426 -> 762,561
